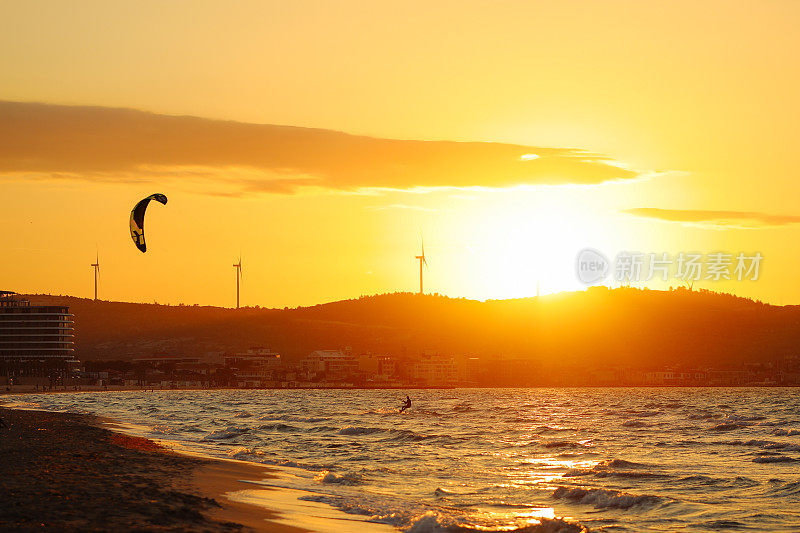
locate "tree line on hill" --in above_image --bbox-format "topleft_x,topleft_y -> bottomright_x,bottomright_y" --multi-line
24,287 -> 800,370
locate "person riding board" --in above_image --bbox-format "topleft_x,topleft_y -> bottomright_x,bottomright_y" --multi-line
399,395 -> 412,413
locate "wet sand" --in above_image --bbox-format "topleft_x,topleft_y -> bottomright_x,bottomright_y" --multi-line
0,407 -> 306,532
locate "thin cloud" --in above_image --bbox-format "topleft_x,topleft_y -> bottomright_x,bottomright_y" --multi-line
367,204 -> 438,212
0,101 -> 648,195
623,208 -> 800,229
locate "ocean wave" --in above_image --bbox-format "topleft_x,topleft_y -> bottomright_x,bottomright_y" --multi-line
233,411 -> 253,418
562,469 -> 591,478
726,414 -> 766,422
555,451 -> 598,459
749,441 -> 800,452
227,446 -> 265,458
260,458 -> 308,469
314,469 -> 364,485
552,486 -> 665,510
406,511 -> 587,533
563,459 -> 662,480
758,419 -> 789,427
594,470 -> 667,480
644,402 -> 682,409
772,428 -> 800,436
386,428 -> 441,442
414,409 -> 444,417
690,519 -> 747,529
540,440 -> 589,449
676,475 -> 759,489
257,422 -> 299,432
710,422 -> 747,431
621,409 -> 660,417
338,425 -> 385,436
201,425 -> 250,441
306,425 -> 340,433
714,439 -> 800,452
604,459 -> 647,469
752,456 -> 798,464
535,425 -> 576,434
767,480 -> 800,496
362,408 -> 401,415
621,420 -> 650,428
302,495 -> 587,533
687,412 -> 721,420
656,439 -> 697,447
258,414 -> 331,423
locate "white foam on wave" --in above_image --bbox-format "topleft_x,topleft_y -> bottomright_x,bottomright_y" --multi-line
200,425 -> 250,441
405,510 -> 587,533
314,470 -> 364,485
552,486 -> 665,510
301,495 -> 587,533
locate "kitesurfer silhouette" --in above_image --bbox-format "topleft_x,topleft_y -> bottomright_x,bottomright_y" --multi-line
400,395 -> 412,413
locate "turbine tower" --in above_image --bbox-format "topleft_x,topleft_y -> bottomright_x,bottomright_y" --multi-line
91,252 -> 100,301
414,236 -> 427,295
233,256 -> 243,309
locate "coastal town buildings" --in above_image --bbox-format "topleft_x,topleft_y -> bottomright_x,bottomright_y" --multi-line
1,292 -> 798,391
0,291 -> 76,379
224,347 -> 282,387
409,354 -> 458,386
301,349 -> 358,380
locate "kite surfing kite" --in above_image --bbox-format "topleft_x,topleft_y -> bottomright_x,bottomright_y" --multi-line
129,193 -> 168,253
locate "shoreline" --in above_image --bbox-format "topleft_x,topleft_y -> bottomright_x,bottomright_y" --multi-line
0,406 -> 390,532
2,383 -> 797,398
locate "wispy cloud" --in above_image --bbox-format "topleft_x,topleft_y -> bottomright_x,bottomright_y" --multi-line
623,208 -> 800,229
0,101 -> 650,195
366,204 -> 438,212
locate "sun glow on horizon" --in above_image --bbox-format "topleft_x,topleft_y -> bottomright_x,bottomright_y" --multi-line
427,187 -> 630,301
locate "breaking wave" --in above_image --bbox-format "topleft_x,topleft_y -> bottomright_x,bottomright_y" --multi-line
552,486 -> 666,510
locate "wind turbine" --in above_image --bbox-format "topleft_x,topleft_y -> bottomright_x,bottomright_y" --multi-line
415,236 -> 427,295
91,252 -> 100,301
233,255 -> 243,309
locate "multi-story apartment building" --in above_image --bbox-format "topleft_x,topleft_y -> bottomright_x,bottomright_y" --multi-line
0,291 -> 75,376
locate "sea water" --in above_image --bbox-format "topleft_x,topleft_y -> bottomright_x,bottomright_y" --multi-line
6,388 -> 799,532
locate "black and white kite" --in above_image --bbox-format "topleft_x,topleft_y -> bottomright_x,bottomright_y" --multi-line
129,193 -> 168,253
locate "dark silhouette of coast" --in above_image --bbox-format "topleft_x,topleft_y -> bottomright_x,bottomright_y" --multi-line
22,287 -> 800,373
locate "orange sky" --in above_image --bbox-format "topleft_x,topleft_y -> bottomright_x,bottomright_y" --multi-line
1,0 -> 799,307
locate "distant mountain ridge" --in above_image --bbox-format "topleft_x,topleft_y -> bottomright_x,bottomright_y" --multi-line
22,288 -> 800,368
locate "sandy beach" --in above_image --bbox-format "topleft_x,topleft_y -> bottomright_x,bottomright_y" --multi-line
0,406 -> 306,532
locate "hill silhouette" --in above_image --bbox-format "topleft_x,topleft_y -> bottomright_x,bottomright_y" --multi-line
23,288 -> 800,369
